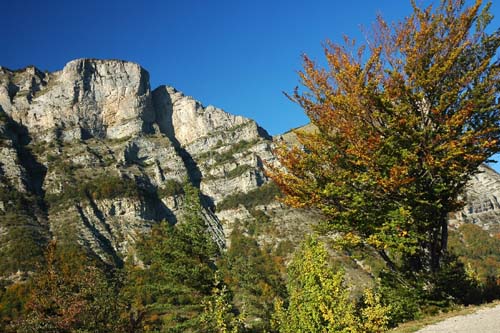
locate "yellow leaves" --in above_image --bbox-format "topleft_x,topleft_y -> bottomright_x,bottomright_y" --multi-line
276,237 -> 389,333
367,235 -> 386,250
337,232 -> 363,249
360,289 -> 391,333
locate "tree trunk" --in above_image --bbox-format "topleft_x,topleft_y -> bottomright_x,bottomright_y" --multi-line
378,249 -> 397,272
430,214 -> 448,272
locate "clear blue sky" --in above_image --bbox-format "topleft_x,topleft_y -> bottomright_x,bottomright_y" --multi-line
1,0 -> 500,167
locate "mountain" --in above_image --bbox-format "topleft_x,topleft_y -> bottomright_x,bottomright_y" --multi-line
0,58 -> 499,279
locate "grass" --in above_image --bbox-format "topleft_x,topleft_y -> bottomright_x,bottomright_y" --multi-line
390,300 -> 500,333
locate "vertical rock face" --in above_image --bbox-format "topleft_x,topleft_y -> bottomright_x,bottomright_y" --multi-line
152,85 -> 274,203
0,59 -> 155,142
153,86 -> 251,146
0,58 -> 499,275
450,165 -> 500,233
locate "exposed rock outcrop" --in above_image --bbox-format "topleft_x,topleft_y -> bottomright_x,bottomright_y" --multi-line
0,59 -> 155,142
450,164 -> 500,233
0,59 -> 281,270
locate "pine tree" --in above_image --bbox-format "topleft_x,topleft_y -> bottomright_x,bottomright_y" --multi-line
125,181 -> 218,332
219,227 -> 285,332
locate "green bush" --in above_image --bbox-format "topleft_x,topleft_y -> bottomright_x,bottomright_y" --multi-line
0,226 -> 45,274
376,270 -> 424,326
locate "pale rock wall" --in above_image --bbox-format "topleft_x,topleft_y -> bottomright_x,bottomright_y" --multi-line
0,59 -> 155,142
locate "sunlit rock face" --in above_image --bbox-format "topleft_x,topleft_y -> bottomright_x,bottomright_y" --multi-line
0,59 -> 278,269
0,59 -> 155,142
450,165 -> 500,233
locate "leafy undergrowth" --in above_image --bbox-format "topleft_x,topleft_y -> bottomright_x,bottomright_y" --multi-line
390,300 -> 500,333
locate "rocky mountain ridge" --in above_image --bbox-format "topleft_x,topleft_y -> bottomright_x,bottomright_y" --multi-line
0,59 -> 282,272
0,58 -> 498,276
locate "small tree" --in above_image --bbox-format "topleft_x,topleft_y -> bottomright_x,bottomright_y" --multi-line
273,237 -> 389,333
269,0 -> 500,273
14,241 -> 124,333
201,273 -> 244,333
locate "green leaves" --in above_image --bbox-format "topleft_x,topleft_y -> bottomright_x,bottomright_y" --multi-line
273,237 -> 389,333
219,228 -> 286,331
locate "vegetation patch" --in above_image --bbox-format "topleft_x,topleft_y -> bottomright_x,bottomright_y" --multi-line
449,224 -> 500,300
157,179 -> 184,198
198,139 -> 258,164
45,175 -> 139,211
217,181 -> 282,211
0,183 -> 46,274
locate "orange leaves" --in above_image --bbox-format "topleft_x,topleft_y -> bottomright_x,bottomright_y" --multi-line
375,165 -> 415,194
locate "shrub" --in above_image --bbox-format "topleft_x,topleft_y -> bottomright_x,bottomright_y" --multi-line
199,139 -> 258,164
273,237 -> 389,333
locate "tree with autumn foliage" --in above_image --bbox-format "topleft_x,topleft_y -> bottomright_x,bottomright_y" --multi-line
269,0 -> 500,275
13,241 -> 125,333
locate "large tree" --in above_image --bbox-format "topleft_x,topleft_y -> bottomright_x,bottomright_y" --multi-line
269,0 -> 500,273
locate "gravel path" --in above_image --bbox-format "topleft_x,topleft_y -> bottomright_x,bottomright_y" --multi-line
415,304 -> 500,333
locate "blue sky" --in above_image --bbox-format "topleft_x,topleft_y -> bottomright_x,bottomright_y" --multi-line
1,0 -> 500,167
0,1 -> 432,133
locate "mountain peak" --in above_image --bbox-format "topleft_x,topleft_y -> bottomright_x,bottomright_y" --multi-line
0,59 -> 270,146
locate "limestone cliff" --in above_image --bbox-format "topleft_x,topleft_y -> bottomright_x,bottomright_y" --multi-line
0,59 -> 155,142
450,164 -> 500,234
0,59 -> 279,271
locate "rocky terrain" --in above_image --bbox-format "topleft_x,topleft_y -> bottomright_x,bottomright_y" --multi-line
0,58 -> 498,277
450,164 -> 500,234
